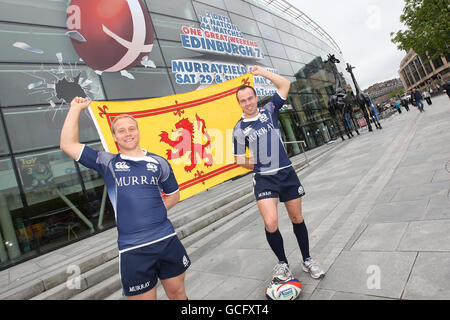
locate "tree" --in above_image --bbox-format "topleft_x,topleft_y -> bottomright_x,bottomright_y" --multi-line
390,0 -> 450,59
390,87 -> 405,99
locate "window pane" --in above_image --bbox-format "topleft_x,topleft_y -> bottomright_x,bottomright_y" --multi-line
296,39 -> 317,56
152,13 -> 200,42
264,39 -> 287,59
278,31 -> 298,50
0,23 -> 80,64
0,158 -> 24,266
100,67 -> 174,100
229,13 -> 261,37
0,114 -> 9,155
272,15 -> 296,35
0,0 -> 67,27
290,61 -> 306,75
414,56 -> 426,79
78,142 -> 116,232
432,57 -> 444,69
159,40 -> 205,67
192,1 -> 230,20
146,0 -> 197,20
241,33 -> 273,67
195,0 -> 227,10
0,64 -> 105,107
257,22 -> 282,43
224,0 -> 254,17
250,5 -> 274,27
420,54 -> 433,74
270,57 -> 294,76
4,105 -> 99,153
15,149 -> 97,254
285,46 -> 306,64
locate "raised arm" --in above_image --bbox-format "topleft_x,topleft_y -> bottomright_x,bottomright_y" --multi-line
250,66 -> 290,98
60,97 -> 91,160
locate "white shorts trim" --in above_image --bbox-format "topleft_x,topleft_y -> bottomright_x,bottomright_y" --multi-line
257,164 -> 292,175
118,233 -> 177,254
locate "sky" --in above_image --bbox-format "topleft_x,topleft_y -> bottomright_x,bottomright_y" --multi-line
289,0 -> 407,90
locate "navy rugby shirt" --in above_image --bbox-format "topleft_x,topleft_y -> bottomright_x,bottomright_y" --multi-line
77,145 -> 179,253
232,92 -> 291,174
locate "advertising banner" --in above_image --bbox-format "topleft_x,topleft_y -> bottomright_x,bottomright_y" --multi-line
89,74 -> 253,200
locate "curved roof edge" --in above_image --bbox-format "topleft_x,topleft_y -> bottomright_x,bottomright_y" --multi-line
249,0 -> 342,54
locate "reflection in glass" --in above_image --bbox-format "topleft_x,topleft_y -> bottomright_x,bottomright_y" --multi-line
0,158 -> 23,265
78,143 -> 115,232
4,105 -> 98,153
0,114 -> 9,155
14,149 -> 95,256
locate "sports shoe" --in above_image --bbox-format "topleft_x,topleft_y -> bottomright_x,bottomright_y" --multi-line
271,262 -> 293,284
302,258 -> 325,279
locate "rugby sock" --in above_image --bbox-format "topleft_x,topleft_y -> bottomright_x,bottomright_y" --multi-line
292,221 -> 311,262
265,228 -> 288,264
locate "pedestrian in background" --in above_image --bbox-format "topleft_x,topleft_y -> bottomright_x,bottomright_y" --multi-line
401,98 -> 410,111
412,88 -> 425,113
394,100 -> 402,114
423,90 -> 432,105
443,81 -> 450,98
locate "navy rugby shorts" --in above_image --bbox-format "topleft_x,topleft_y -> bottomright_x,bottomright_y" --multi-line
253,166 -> 306,202
119,235 -> 190,297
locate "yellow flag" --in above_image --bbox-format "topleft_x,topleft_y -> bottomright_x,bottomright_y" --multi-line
89,73 -> 253,200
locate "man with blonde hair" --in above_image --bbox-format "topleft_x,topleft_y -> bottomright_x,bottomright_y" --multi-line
60,97 -> 190,300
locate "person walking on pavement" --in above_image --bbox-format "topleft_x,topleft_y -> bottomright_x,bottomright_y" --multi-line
423,90 -> 432,105
395,100 -> 402,114
401,98 -> 410,111
60,98 -> 190,300
232,66 -> 325,284
412,88 -> 425,112
443,81 -> 450,98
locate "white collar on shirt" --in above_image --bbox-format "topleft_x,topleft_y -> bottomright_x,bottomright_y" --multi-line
242,112 -> 261,122
120,149 -> 159,164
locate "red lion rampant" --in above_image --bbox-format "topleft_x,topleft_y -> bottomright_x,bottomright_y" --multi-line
159,114 -> 213,173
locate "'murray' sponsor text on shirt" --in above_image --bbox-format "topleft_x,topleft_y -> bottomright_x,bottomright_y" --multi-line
77,145 -> 179,252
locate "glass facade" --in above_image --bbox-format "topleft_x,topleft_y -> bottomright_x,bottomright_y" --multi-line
0,0 -> 351,269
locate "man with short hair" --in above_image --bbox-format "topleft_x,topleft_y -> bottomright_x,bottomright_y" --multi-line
232,66 -> 325,284
412,88 -> 425,112
60,97 -> 190,300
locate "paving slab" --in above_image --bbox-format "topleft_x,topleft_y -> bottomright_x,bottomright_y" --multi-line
202,276 -> 263,300
190,247 -> 276,281
424,196 -> 450,220
351,222 -> 409,252
365,199 -> 428,224
331,291 -> 393,300
317,251 -> 417,299
402,252 -> 450,300
397,220 -> 450,252
431,169 -> 450,183
390,181 -> 450,202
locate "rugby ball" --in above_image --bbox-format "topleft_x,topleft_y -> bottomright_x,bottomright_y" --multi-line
266,279 -> 302,300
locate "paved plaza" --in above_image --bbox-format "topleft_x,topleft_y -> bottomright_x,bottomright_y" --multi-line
174,94 -> 450,300
1,94 -> 449,300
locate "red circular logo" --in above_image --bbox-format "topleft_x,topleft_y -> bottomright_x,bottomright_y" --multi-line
67,0 -> 154,72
